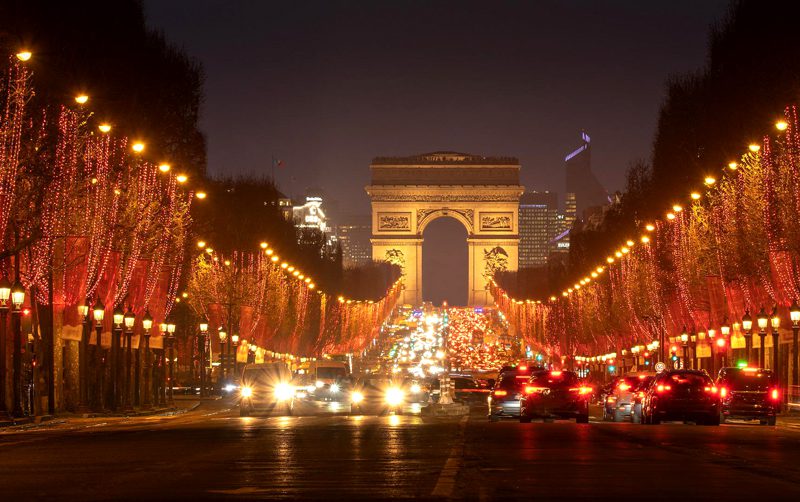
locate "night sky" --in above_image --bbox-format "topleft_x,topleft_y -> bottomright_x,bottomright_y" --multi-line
145,0 -> 729,304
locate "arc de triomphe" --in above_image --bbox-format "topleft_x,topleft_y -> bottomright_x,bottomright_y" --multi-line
366,152 -> 524,306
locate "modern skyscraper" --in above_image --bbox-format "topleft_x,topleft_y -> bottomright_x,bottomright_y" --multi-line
337,215 -> 372,268
565,132 -> 608,217
518,191 -> 559,268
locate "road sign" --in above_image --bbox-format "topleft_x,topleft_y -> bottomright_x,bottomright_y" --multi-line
655,361 -> 666,373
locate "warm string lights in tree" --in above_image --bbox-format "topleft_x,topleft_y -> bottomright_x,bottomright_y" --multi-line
0,52 -> 194,329
446,308 -> 515,372
494,105 -> 800,357
187,241 -> 402,357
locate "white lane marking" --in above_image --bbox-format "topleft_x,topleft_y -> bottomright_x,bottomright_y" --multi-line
431,416 -> 468,499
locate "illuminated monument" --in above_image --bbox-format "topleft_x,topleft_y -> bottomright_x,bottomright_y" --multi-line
366,152 -> 524,306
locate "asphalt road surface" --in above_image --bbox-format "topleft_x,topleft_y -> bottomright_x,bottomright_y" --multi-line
2,401 -> 800,500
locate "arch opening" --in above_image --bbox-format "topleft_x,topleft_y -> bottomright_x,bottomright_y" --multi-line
422,216 -> 468,306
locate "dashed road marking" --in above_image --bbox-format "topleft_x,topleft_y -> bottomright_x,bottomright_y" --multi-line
431,415 -> 468,499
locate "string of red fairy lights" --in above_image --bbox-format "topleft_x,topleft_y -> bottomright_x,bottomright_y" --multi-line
1,49 -> 198,325
493,105 -> 800,358
186,240 -> 403,358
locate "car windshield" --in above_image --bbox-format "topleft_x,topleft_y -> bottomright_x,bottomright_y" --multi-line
529,371 -> 579,387
317,367 -> 347,380
243,367 -> 286,386
633,376 -> 655,391
363,378 -> 395,388
453,378 -> 478,389
496,375 -> 525,390
726,370 -> 774,391
667,372 -> 711,388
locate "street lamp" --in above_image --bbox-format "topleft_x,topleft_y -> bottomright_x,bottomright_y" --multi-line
167,319 -> 176,405
110,304 -> 125,411
77,298 -> 92,413
708,328 -> 716,376
757,307 -> 769,368
10,280 -> 25,416
122,306 -> 135,412
770,307 -> 780,376
720,319 -> 731,371
0,276 -> 10,416
742,310 -> 753,365
141,308 -> 154,410
680,328 -> 689,369
198,320 -> 209,397
231,334 -> 240,376
218,327 -> 228,386
791,300 -> 800,393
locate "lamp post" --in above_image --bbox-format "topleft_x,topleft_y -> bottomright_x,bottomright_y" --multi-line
720,320 -> 730,370
231,334 -> 240,377
198,320 -> 209,397
141,309 -> 153,410
690,332 -> 697,370
218,327 -> 228,387
680,328 -> 689,370
770,307 -> 780,375
167,319 -> 176,405
11,280 -> 25,416
122,306 -> 135,412
0,276 -> 11,416
92,298 -> 105,411
112,304 -> 125,411
707,328 -> 716,376
248,343 -> 256,364
77,299 -> 91,413
757,307 -> 769,369
742,311 -> 753,365
791,301 -> 800,396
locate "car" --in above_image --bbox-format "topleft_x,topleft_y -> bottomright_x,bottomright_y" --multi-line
716,366 -> 780,425
519,370 -> 592,423
238,362 -> 295,417
450,375 -> 490,405
604,373 -> 656,422
402,378 -> 430,413
641,369 -> 720,425
629,375 -> 657,423
351,376 -> 407,415
293,361 -> 352,413
487,367 -> 532,421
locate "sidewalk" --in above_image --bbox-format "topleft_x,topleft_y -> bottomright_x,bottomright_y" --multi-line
0,396 -> 205,430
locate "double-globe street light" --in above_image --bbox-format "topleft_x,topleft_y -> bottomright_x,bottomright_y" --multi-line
198,319 -> 209,397
791,300 -> 800,401
141,309 -> 154,410
160,319 -> 176,405
742,310 -> 753,365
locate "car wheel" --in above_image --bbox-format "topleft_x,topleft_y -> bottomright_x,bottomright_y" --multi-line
613,410 -> 624,422
719,412 -> 726,424
767,416 -> 777,426
577,413 -> 589,424
489,415 -> 499,423
520,416 -> 532,424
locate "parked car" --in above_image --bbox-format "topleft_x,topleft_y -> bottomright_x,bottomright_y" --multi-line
641,369 -> 720,425
716,366 -> 780,425
629,375 -> 657,424
238,362 -> 295,417
519,370 -> 592,423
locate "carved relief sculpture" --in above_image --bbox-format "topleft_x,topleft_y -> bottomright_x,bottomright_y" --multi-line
480,212 -> 512,231
378,213 -> 411,231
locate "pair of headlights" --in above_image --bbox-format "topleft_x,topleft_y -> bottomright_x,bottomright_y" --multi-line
350,388 -> 405,406
239,382 -> 294,401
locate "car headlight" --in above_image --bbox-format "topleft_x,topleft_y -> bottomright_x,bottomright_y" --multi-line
274,382 -> 294,401
240,386 -> 253,398
410,384 -> 421,394
385,387 -> 405,406
351,391 -> 364,404
315,380 -> 324,388
330,383 -> 340,393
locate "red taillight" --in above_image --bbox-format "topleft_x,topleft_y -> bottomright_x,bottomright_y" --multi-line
771,388 -> 780,401
656,384 -> 671,393
704,386 -> 718,394
493,389 -> 508,397
525,386 -> 546,394
519,365 -> 527,371
570,386 -> 593,395
720,387 -> 727,398
550,370 -> 562,377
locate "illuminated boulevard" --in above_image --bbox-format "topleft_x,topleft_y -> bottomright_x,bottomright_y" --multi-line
2,397 -> 800,500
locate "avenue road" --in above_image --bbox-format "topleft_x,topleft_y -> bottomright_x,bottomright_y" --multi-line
1,400 -> 800,500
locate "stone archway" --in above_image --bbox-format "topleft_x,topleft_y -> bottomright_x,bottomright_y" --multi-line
366,152 -> 524,306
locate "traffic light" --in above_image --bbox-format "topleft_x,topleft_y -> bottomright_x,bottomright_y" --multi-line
670,345 -> 678,362
643,351 -> 651,366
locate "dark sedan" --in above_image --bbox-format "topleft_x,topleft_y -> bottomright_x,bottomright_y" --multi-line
717,366 -> 780,425
519,370 -> 591,423
641,369 -> 720,425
